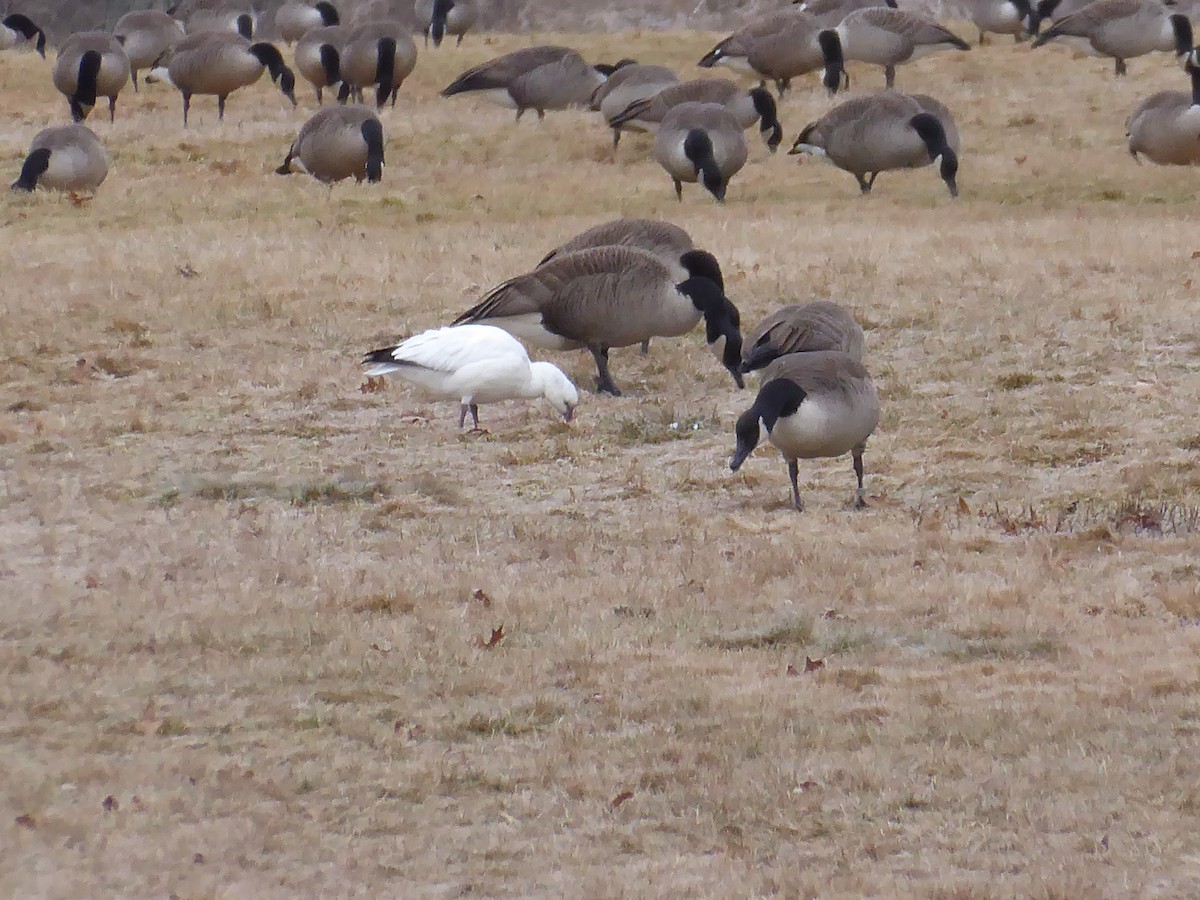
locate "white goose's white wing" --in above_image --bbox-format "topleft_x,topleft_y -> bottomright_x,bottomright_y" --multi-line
366,324 -> 529,376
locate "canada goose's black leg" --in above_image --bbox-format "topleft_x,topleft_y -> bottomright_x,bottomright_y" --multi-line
182,93 -> 191,127
1114,58 -> 1126,76
456,34 -> 464,46
640,339 -> 650,355
132,71 -> 140,92
852,445 -> 867,509
590,346 -> 621,397
865,172 -> 879,190
108,96 -> 117,122
218,94 -> 227,121
884,65 -> 895,88
673,178 -> 683,200
854,173 -> 871,194
611,128 -> 621,148
787,459 -> 804,512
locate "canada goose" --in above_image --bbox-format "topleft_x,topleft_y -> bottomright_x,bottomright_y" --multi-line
698,9 -> 825,96
819,8 -> 971,92
451,246 -> 744,396
792,0 -> 898,28
1126,48 -> 1200,164
114,10 -> 185,92
338,21 -> 417,108
1,13 -> 46,56
1027,0 -> 1093,33
415,0 -> 478,47
177,2 -> 256,39
157,31 -> 296,125
592,63 -> 680,147
790,91 -> 960,196
729,351 -> 880,511
654,102 -> 749,203
961,0 -> 1036,43
10,125 -> 109,195
441,46 -> 618,120
608,78 -> 783,152
277,1 -> 340,43
1030,0 -> 1192,75
363,325 -> 579,430
741,301 -> 865,373
277,104 -> 384,182
295,24 -> 349,103
53,33 -> 131,123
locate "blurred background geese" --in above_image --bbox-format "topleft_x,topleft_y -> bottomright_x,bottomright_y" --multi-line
741,301 -> 865,373
338,21 -> 417,108
53,33 -> 131,123
156,32 -> 296,125
294,23 -> 349,103
1,13 -> 46,56
10,125 -> 109,195
114,10 -> 186,92
698,8 -> 827,97
174,1 -> 257,39
654,102 -> 749,203
608,78 -> 783,152
730,351 -> 880,512
362,325 -> 578,430
277,105 -> 384,182
276,1 -> 340,43
1030,0 -> 1193,75
592,63 -> 680,147
441,46 -> 626,120
962,0 -> 1036,44
1126,47 -> 1200,164
792,0 -> 897,28
790,91 -> 960,196
415,0 -> 479,47
818,7 -> 971,91
451,246 -> 743,396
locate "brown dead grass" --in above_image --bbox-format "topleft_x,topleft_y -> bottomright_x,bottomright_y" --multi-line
3,24 -> 1200,899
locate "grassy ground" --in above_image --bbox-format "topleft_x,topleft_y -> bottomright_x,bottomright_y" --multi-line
3,26 -> 1200,899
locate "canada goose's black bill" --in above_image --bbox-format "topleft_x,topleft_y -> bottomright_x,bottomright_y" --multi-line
910,113 -> 959,197
11,149 -> 51,192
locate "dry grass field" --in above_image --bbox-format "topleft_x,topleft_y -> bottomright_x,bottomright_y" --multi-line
3,23 -> 1200,898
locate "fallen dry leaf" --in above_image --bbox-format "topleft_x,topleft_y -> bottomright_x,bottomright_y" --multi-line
1013,155 -> 1027,165
610,790 -> 634,809
102,795 -> 119,812
359,376 -> 387,394
804,657 -> 825,673
786,663 -> 800,677
958,497 -> 971,515
474,625 -> 505,649
70,359 -> 98,384
15,814 -> 35,829
84,573 -> 99,589
193,853 -> 206,864
794,781 -> 819,792
1192,250 -> 1200,259
472,588 -> 493,608
177,264 -> 199,279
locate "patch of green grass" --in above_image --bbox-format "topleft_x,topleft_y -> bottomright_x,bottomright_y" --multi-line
704,617 -> 814,651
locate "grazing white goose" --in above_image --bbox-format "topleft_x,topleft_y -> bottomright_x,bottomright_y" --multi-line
362,324 -> 579,430
730,351 -> 880,511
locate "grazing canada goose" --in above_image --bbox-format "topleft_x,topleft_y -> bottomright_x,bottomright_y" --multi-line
1,13 -> 46,56
792,0 -> 898,28
441,46 -> 618,120
790,91 -> 960,196
654,102 -> 749,203
157,31 -> 296,125
53,33 -> 131,123
698,9 -> 825,96
363,325 -> 579,430
608,78 -> 783,152
415,0 -> 478,47
277,104 -> 384,182
277,1 -> 340,43
295,24 -> 349,103
592,63 -> 680,147
819,8 -> 971,91
114,10 -> 185,92
962,0 -> 1036,44
10,125 -> 109,195
178,2 -> 257,39
741,301 -> 865,373
451,246 -> 744,396
1030,0 -> 1192,75
730,351 -> 880,511
338,21 -> 417,108
1126,48 -> 1200,164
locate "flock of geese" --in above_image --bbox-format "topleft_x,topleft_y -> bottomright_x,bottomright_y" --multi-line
3,0 -> 1198,509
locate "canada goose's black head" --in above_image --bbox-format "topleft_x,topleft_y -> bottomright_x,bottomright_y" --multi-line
315,1 -> 339,27
749,87 -> 783,152
4,14 -> 46,57
680,248 -> 725,291
1007,0 -> 1034,33
683,128 -> 725,202
1170,15 -> 1193,57
11,148 -> 51,192
236,13 -> 254,39
593,58 -> 637,76
678,274 -> 745,388
251,43 -> 297,105
730,379 -> 806,471
885,0 -> 898,6
910,113 -> 958,198
71,50 -> 103,122
430,0 -> 453,46
1186,49 -> 1200,105
818,31 -> 845,95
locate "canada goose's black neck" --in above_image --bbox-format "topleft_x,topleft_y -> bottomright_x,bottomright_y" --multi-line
72,50 -> 103,122
251,43 -> 296,102
11,148 -> 51,192
4,14 -> 45,57
731,379 -> 806,469
236,13 -> 253,39
683,128 -> 725,202
679,249 -> 725,291
910,113 -> 958,198
319,44 -> 340,85
316,1 -> 339,27
749,87 -> 782,152
361,118 -> 385,183
1029,0 -> 1060,36
818,30 -> 844,94
1171,15 -> 1193,57
679,275 -> 744,386
374,37 -> 398,108
431,0 -> 454,47
1188,52 -> 1200,106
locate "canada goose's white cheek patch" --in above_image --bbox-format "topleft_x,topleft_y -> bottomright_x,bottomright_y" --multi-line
145,66 -> 173,86
794,144 -> 826,159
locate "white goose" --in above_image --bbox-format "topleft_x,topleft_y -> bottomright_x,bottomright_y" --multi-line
362,324 -> 579,430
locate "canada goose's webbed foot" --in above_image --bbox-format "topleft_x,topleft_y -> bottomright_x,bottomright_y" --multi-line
1114,58 -> 1126,76
788,459 -> 804,512
852,446 -> 867,509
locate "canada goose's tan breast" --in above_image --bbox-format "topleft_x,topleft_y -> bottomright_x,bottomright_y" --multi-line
769,383 -> 880,459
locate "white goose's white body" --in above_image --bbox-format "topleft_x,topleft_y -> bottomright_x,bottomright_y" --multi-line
363,324 -> 578,427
